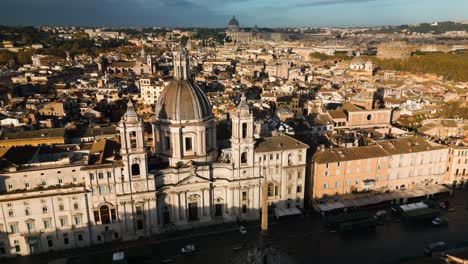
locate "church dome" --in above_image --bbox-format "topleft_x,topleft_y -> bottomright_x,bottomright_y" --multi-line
228,16 -> 240,26
154,80 -> 212,122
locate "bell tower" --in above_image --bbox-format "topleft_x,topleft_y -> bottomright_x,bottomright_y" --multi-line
173,48 -> 190,80
231,94 -> 255,174
119,101 -> 148,180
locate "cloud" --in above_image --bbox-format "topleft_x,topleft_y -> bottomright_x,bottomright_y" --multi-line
297,0 -> 378,7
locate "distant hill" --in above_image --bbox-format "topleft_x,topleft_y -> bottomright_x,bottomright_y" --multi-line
366,21 -> 468,34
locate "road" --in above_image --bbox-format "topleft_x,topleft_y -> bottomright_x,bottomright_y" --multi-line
7,190 -> 468,264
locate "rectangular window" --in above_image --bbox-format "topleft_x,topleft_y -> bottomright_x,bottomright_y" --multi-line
59,217 -> 67,227
15,245 -> 20,253
9,223 -> 18,233
59,204 -> 64,211
242,123 -> 248,139
78,234 -> 83,241
185,137 -> 193,151
288,186 -> 292,194
74,215 -> 82,225
107,171 -> 112,178
297,185 -> 302,193
43,219 -> 51,229
26,222 -> 35,233
241,191 -> 247,201
93,211 -> 100,222
323,183 -> 328,189
89,173 -> 94,180
136,206 -> 144,216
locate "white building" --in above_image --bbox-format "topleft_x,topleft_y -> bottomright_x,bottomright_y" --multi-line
138,77 -> 165,106
0,49 -> 308,257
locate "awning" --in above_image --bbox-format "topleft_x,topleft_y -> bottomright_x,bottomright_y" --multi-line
314,202 -> 345,212
274,207 -> 301,218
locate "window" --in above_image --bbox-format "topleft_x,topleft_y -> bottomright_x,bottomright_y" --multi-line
355,179 -> 360,185
165,136 -> 171,150
287,186 -> 292,194
345,179 -> 350,186
25,181 -> 29,188
242,123 -> 248,139
58,178 -> 63,184
78,234 -> 83,241
15,245 -> 20,253
7,182 -> 13,190
242,191 -> 247,201
26,221 -> 35,233
297,185 -> 302,193
89,173 -> 94,180
74,203 -> 79,210
185,137 -> 193,151
323,183 -> 329,189
93,210 -> 100,222
74,215 -> 82,225
9,223 -> 18,233
25,208 -> 31,216
324,171 -> 329,177
335,182 -> 339,188
131,164 -> 140,176
298,172 -> 302,179
59,217 -> 68,227
241,152 -> 247,164
8,210 -> 14,217
43,219 -> 51,229
59,204 -> 64,211
98,172 -> 104,179
267,183 -> 274,197
337,162 -> 341,167
72,177 -> 77,183
107,171 -> 112,178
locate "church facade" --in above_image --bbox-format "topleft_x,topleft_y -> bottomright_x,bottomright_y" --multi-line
226,16 -> 260,43
0,49 -> 308,257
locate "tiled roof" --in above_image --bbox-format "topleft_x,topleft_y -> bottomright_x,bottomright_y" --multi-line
255,135 -> 309,153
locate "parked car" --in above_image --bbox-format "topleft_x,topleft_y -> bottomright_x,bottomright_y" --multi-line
373,210 -> 387,220
432,216 -> 449,226
181,244 -> 197,254
112,251 -> 127,264
424,241 -> 447,256
239,226 -> 247,235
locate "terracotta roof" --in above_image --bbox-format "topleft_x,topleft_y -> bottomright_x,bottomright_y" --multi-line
377,136 -> 446,155
255,135 -> 309,153
328,109 -> 347,119
0,128 -> 65,141
314,145 -> 388,164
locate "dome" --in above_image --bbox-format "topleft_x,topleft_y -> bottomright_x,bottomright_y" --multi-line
122,100 -> 140,122
155,80 -> 212,122
229,16 -> 239,26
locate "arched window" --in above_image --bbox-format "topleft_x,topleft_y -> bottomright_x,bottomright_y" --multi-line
100,205 -> 111,224
131,164 -> 140,176
267,183 -> 274,197
241,152 -> 247,164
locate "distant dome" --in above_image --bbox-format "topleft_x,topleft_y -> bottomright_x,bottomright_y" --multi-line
155,80 -> 212,122
229,16 -> 240,26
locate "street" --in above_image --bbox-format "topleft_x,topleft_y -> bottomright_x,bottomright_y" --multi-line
6,190 -> 468,264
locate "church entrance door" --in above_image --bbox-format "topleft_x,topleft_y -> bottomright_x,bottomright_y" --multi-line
188,202 -> 198,221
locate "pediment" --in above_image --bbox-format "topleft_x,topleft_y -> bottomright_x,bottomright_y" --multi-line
175,174 -> 211,186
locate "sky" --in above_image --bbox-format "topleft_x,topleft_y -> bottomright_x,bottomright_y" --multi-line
0,0 -> 467,28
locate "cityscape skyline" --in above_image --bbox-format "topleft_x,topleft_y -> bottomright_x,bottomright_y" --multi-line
1,0 -> 468,27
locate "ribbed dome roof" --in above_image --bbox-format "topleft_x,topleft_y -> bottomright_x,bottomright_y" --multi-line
155,80 -> 212,122
229,16 -> 239,26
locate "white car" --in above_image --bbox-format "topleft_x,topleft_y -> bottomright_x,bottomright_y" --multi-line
181,244 -> 196,254
239,226 -> 247,235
